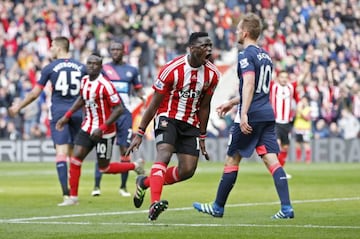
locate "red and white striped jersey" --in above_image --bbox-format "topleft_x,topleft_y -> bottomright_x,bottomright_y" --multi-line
270,80 -> 297,124
153,55 -> 219,127
80,74 -> 121,138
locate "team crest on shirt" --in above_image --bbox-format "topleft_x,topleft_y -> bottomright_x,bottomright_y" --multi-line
204,82 -> 210,89
85,100 -> 98,108
239,58 -> 249,69
126,71 -> 133,77
154,79 -> 164,90
160,119 -> 168,128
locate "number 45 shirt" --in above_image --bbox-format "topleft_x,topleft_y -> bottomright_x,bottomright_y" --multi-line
37,58 -> 87,121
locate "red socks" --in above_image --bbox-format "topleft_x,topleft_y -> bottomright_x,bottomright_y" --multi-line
296,147 -> 311,163
141,163 -> 180,203
120,155 -> 131,163
69,157 -> 82,197
305,149 -> 311,163
102,162 -> 135,173
149,162 -> 167,203
296,148 -> 302,162
143,165 -> 180,188
278,151 -> 288,166
164,166 -> 180,185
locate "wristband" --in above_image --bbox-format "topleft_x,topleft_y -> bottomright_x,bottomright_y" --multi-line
199,133 -> 207,141
137,127 -> 145,138
99,124 -> 109,132
65,110 -> 73,119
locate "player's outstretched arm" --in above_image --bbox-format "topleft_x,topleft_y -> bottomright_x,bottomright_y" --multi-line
8,85 -> 42,117
216,96 -> 240,117
135,88 -> 146,106
125,133 -> 143,156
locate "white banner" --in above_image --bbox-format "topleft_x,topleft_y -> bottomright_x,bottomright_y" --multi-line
0,138 -> 359,163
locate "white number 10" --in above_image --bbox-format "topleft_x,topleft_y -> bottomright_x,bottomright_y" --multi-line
256,64 -> 272,94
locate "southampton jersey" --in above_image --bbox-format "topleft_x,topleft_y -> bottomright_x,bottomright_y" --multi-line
270,80 -> 297,124
235,45 -> 274,123
80,74 -> 121,138
102,63 -> 142,110
153,55 -> 219,127
37,58 -> 87,120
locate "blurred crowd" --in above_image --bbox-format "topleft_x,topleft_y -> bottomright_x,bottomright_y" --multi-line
0,0 -> 359,141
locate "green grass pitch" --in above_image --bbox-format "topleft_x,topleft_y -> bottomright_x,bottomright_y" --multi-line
0,161 -> 359,239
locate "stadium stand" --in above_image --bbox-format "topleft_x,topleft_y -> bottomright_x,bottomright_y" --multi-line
0,0 -> 359,140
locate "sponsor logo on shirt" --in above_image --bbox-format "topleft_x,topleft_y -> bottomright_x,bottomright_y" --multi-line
154,79 -> 164,90
112,81 -> 129,93
179,89 -> 201,98
160,119 -> 168,128
239,58 -> 249,69
110,94 -> 120,103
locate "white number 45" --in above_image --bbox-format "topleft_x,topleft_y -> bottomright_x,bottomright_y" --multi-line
55,71 -> 81,96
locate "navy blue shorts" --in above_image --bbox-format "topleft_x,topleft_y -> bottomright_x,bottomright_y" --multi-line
154,116 -> 200,156
50,112 -> 82,145
227,121 -> 280,158
115,109 -> 132,146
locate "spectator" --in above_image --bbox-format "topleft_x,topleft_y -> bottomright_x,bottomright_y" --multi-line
328,122 -> 342,138
6,121 -> 21,141
313,119 -> 330,139
293,95 -> 312,163
0,107 -> 7,138
20,80 -> 40,140
338,108 -> 360,140
0,0 -> 359,141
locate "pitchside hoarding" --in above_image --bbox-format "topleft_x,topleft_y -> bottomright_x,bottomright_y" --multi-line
0,138 -> 359,163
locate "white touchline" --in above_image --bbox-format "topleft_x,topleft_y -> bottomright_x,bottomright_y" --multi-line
4,221 -> 360,229
1,196 -> 359,230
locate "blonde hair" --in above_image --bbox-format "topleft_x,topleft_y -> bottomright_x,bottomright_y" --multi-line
241,13 -> 262,40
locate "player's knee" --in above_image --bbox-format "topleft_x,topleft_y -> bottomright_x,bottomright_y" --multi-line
98,161 -> 110,172
178,167 -> 196,181
224,155 -> 240,166
98,167 -> 109,173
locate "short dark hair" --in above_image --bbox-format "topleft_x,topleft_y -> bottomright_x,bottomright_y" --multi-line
188,32 -> 209,46
111,38 -> 123,45
88,52 -> 103,64
53,36 -> 70,52
109,39 -> 124,50
90,51 -> 102,58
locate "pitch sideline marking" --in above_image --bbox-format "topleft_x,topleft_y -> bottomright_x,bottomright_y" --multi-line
1,196 -> 359,230
4,220 -> 360,229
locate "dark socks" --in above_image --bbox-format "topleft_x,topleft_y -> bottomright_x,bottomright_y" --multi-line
56,161 -> 69,195
94,162 -> 102,188
272,167 -> 291,206
121,172 -> 129,189
214,171 -> 238,207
